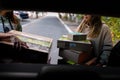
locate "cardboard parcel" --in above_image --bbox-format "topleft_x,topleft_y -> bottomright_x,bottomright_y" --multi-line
10,30 -> 53,53
57,35 -> 92,53
67,32 -> 87,41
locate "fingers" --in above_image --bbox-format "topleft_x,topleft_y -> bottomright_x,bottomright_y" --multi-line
14,41 -> 21,51
13,36 -> 29,50
21,42 -> 29,48
14,41 -> 29,49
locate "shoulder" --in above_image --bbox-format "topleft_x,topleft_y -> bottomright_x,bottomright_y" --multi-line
13,15 -> 20,21
102,23 -> 111,31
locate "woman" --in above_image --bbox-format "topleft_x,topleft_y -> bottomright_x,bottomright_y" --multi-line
76,14 -> 113,67
0,10 -> 22,32
0,10 -> 28,48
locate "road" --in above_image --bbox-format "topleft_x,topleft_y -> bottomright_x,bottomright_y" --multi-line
22,16 -> 72,64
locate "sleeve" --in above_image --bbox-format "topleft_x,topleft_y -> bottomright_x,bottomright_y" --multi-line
99,26 -> 113,65
13,14 -> 22,32
16,23 -> 22,32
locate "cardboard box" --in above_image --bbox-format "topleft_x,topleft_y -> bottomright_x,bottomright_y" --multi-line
59,49 -> 92,64
9,30 -> 53,53
67,32 -> 87,41
57,35 -> 92,53
0,41 -> 49,63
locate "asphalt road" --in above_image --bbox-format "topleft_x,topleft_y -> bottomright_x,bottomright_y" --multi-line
22,16 -> 72,64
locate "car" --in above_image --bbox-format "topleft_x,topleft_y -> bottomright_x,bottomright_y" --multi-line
14,11 -> 29,20
19,11 -> 29,19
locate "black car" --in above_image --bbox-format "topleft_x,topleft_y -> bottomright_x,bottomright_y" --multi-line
14,11 -> 29,20
19,11 -> 29,19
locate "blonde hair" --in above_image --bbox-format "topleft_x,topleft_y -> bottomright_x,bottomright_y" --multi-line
77,15 -> 102,38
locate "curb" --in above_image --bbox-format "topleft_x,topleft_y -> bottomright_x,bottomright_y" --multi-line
57,17 -> 74,33
22,17 -> 45,27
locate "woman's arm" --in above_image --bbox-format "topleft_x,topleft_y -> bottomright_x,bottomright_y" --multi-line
0,32 -> 13,39
100,26 -> 113,65
0,32 -> 29,49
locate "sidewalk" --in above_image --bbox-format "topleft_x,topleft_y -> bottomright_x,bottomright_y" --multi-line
62,20 -> 79,32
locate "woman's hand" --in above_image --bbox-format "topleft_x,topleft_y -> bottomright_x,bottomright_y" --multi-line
85,57 -> 97,66
0,31 -> 29,50
11,35 -> 29,50
7,31 -> 29,50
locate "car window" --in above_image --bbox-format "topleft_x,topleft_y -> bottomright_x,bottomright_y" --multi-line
0,10 -> 120,65
0,1 -> 120,79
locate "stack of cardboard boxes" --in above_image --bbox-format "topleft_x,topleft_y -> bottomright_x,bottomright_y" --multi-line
57,32 -> 93,64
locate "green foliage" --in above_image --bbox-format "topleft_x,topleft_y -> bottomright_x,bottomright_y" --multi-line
63,13 -> 68,20
76,14 -> 83,20
67,60 -> 75,65
76,14 -> 120,44
102,16 -> 120,44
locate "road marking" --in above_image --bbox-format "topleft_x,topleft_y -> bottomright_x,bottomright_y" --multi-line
22,16 -> 45,27
57,17 -> 73,33
22,17 -> 73,33
22,19 -> 39,27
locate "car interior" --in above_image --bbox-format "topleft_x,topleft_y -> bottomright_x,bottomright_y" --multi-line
0,0 -> 120,80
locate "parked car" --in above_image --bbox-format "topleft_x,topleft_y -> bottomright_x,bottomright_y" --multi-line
14,11 -> 29,20
19,11 -> 29,19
